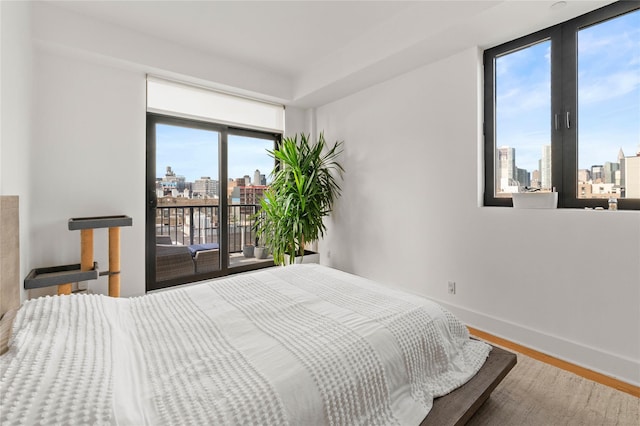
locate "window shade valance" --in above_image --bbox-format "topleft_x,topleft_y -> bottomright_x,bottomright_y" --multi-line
146,76 -> 284,133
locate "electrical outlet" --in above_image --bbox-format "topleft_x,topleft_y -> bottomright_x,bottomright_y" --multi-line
448,281 -> 456,295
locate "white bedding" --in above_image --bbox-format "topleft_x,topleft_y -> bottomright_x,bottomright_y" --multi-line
1,264 -> 490,425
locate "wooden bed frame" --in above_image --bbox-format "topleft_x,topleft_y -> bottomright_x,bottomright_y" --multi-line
423,344 -> 517,425
0,196 -> 516,425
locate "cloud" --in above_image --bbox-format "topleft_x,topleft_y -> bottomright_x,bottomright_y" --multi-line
579,70 -> 640,105
578,11 -> 640,58
496,39 -> 550,78
497,80 -> 550,117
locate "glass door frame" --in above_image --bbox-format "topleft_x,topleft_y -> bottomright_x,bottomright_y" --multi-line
146,112 -> 280,292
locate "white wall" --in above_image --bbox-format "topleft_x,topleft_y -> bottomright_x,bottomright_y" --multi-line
283,106 -> 313,138
315,47 -> 640,386
1,1 -> 33,294
30,47 -> 146,297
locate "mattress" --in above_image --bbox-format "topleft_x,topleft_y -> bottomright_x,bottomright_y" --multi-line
1,264 -> 490,425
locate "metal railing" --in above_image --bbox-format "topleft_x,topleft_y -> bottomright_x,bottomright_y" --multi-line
155,203 -> 260,253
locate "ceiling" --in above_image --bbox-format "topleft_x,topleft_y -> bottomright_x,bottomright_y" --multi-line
48,0 -> 614,107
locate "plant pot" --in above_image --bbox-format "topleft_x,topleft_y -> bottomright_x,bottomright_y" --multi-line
242,245 -> 255,258
512,192 -> 558,209
283,250 -> 319,265
254,246 -> 269,259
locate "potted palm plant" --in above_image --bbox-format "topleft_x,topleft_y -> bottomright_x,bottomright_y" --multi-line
256,132 -> 343,265
253,216 -> 269,259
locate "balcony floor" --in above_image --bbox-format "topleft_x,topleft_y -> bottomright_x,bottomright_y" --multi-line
229,252 -> 275,269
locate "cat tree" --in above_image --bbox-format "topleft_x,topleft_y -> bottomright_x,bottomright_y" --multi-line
24,215 -> 132,297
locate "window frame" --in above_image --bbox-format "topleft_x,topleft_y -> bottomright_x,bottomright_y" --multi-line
483,1 -> 640,210
146,112 -> 281,292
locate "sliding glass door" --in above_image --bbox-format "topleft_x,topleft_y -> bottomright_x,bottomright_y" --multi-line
226,132 -> 276,268
146,114 -> 279,291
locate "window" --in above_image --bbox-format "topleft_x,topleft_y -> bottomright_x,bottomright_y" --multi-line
484,2 -> 639,210
146,78 -> 283,291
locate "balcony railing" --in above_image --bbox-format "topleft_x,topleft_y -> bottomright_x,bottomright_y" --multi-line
155,203 -> 261,253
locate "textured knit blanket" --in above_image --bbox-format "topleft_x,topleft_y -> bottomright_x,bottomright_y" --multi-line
1,264 -> 490,425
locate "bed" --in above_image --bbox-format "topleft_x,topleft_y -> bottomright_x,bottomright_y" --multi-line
0,263 -> 515,425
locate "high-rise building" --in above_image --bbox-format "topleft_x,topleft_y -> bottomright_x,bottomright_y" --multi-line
615,169 -> 622,186
516,168 -> 530,187
603,162 -> 619,184
541,145 -> 551,190
531,170 -> 541,188
498,146 -> 516,191
249,170 -> 268,186
619,148 -> 626,189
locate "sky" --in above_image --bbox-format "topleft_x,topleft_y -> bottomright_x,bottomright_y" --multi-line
496,9 -> 639,173
156,124 -> 275,183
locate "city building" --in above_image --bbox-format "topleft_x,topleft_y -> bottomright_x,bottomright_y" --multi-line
590,183 -> 616,198
603,161 -> 619,184
578,169 -> 591,183
192,176 -> 219,199
591,165 -> 604,183
531,170 -> 541,189
158,166 -> 187,196
578,183 -> 592,198
239,185 -> 268,206
618,148 -> 626,188
516,167 -> 530,188
623,152 -> 640,198
541,145 -> 552,190
252,169 -> 267,186
497,146 -> 517,192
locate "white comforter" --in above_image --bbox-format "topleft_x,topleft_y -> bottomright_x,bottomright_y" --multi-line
1,264 -> 490,425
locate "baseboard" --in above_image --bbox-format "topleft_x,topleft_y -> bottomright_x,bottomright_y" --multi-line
468,326 -> 640,398
431,298 -> 640,395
